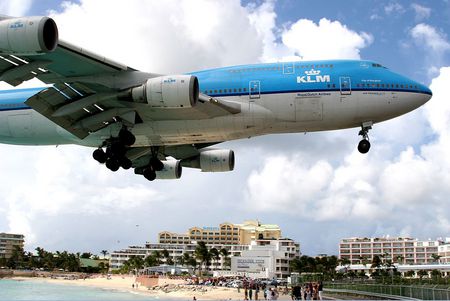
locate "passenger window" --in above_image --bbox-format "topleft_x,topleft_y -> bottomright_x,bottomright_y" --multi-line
234,89 -> 237,92
242,88 -> 246,92
214,90 -> 217,93
332,84 -> 336,88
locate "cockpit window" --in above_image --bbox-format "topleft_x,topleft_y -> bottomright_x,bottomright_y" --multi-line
372,63 -> 387,68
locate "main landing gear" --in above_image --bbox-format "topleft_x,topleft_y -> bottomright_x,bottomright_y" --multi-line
92,128 -> 136,172
357,122 -> 372,154
141,151 -> 164,182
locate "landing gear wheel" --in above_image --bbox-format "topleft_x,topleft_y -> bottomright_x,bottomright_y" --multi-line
358,139 -> 371,154
106,157 -> 120,172
119,129 -> 136,146
110,141 -> 126,157
150,157 -> 164,171
93,148 -> 107,163
143,167 -> 156,181
120,157 -> 132,170
357,122 -> 373,154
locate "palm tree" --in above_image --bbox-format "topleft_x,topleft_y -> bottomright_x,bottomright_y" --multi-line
195,241 -> 210,275
220,248 -> 230,270
151,250 -> 162,265
161,249 -> 174,265
100,250 -> 109,259
396,255 -> 405,264
431,254 -> 441,263
209,248 -> 220,270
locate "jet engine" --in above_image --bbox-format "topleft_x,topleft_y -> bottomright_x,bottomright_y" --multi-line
0,16 -> 58,55
131,75 -> 199,108
200,149 -> 235,172
182,149 -> 235,172
155,160 -> 182,179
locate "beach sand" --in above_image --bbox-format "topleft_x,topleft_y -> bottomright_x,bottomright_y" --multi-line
11,275 -> 294,300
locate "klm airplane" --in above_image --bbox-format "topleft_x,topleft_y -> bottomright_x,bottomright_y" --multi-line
0,16 -> 432,181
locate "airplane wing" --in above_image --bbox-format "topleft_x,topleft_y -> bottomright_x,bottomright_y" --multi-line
0,18 -> 240,140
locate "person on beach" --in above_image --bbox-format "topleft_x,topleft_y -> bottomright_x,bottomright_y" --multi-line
318,281 -> 323,300
244,287 -> 248,300
272,287 -> 279,300
249,287 -> 253,300
266,287 -> 272,300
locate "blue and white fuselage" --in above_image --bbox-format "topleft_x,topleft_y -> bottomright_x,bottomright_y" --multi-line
0,59 -> 431,149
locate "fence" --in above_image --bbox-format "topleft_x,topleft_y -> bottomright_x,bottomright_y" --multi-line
325,282 -> 450,300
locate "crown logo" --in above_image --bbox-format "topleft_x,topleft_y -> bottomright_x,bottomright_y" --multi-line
305,69 -> 320,76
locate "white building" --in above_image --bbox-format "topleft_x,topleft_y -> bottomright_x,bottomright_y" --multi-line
438,238 -> 450,264
229,238 -> 300,279
339,237 -> 444,265
110,242 -> 250,270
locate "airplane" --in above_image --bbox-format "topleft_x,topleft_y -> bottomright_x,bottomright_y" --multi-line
0,16 -> 432,181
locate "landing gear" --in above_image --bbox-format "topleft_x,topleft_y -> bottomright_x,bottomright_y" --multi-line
143,167 -> 156,181
92,128 -> 136,171
358,122 -> 372,154
93,148 -> 107,163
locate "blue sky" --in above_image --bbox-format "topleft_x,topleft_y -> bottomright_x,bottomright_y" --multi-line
1,0 -> 450,257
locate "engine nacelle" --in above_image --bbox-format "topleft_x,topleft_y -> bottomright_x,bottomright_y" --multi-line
131,75 -> 199,108
155,160 -> 182,179
0,16 -> 58,55
200,149 -> 235,172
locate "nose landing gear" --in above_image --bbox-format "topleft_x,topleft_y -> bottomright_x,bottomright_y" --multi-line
358,122 -> 373,154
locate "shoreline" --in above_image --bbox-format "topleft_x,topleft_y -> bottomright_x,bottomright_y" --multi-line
6,275 -> 285,300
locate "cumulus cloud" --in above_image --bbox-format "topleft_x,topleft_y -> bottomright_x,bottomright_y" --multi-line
0,0 -> 33,17
49,0 -> 263,73
410,24 -> 450,53
411,3 -> 431,21
384,2 -> 405,15
280,18 -> 373,61
410,23 -> 450,77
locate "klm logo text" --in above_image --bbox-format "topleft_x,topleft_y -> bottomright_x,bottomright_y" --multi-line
297,69 -> 330,84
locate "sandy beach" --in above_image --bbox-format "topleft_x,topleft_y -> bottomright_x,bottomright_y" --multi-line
10,275 -> 294,300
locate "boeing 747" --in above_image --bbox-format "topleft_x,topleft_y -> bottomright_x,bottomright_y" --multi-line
0,16 -> 432,181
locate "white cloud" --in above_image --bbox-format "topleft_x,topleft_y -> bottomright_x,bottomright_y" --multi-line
384,2 -> 405,15
410,23 -> 450,53
0,0 -> 33,17
49,0 -> 263,73
411,3 -> 431,21
280,18 -> 373,61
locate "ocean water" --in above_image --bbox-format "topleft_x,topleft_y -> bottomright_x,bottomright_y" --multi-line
0,279 -> 162,300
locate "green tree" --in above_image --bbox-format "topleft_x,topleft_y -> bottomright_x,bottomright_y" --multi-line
417,269 -> 429,279
209,248 -> 220,270
161,249 -> 173,265
100,250 -> 109,259
80,252 -> 93,259
371,255 -> 382,269
220,248 -> 230,270
194,241 -> 210,275
431,254 -> 441,263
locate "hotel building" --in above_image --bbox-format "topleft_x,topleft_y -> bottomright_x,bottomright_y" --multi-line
0,233 -> 25,259
339,237 -> 444,265
158,220 -> 282,245
438,239 -> 450,263
110,220 -> 300,278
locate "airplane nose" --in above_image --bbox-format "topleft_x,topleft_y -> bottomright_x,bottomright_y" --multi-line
418,83 -> 432,105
